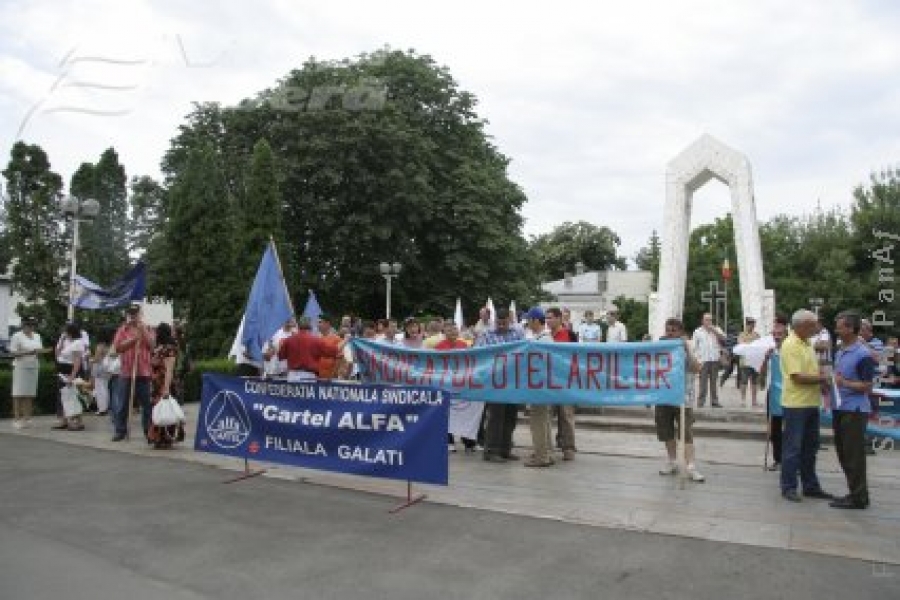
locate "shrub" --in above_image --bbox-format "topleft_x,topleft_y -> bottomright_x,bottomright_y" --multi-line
181,359 -> 239,404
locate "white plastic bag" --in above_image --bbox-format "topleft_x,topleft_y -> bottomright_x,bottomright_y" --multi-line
61,384 -> 83,418
152,396 -> 185,427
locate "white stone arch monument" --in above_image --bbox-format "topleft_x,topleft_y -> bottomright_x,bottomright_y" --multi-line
648,134 -> 775,338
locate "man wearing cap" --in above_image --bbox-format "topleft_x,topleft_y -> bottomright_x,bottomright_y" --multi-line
278,317 -> 342,382
523,307 -> 555,467
475,308 -> 525,463
605,305 -> 628,343
112,305 -> 155,441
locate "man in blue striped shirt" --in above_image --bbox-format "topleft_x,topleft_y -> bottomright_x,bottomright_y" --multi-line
475,308 -> 525,463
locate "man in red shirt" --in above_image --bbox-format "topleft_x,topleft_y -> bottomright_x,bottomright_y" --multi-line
112,304 -> 155,442
547,307 -> 577,460
278,317 -> 341,382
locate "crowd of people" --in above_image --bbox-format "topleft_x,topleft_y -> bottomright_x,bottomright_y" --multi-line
7,301 -> 897,509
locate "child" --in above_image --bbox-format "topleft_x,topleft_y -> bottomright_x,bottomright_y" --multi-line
90,343 -> 111,416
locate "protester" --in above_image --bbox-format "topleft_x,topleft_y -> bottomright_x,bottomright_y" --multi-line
112,305 -> 155,442
655,318 -> 704,481
692,312 -> 725,408
148,323 -> 184,450
423,319 -> 445,349
263,317 -> 296,378
605,305 -> 628,343
401,318 -> 424,349
54,322 -> 87,431
316,315 -> 343,379
779,309 -> 834,503
718,324 -> 741,388
278,317 -> 341,382
830,311 -> 877,509
236,343 -> 263,377
738,317 -> 762,407
561,307 -> 578,341
547,307 -> 577,460
9,316 -> 47,429
90,342 -> 111,416
102,344 -> 121,430
577,309 -> 603,343
760,315 -> 788,470
523,307 -> 555,467
436,322 -> 478,453
473,307 -> 492,340
475,307 -> 524,463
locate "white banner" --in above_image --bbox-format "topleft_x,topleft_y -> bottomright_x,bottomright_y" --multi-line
448,399 -> 484,439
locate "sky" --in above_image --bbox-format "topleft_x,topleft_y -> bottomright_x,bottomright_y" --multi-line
2,0 -> 899,263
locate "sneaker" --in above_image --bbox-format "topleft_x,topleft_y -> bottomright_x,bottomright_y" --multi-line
686,464 -> 705,482
12,420 -> 23,430
659,461 -> 677,476
562,450 -> 575,461
524,457 -> 553,468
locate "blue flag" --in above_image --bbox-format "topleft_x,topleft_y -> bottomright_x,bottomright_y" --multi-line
72,262 -> 146,310
241,244 -> 293,362
302,289 -> 323,332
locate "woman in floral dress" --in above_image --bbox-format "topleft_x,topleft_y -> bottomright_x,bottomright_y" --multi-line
147,323 -> 183,449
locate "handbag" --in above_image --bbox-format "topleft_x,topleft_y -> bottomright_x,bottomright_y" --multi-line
61,384 -> 83,418
152,395 -> 186,427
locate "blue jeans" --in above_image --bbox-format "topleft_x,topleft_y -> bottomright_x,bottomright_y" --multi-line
113,377 -> 151,437
780,407 -> 822,494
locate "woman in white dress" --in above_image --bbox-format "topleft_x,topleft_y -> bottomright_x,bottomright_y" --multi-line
9,317 -> 47,429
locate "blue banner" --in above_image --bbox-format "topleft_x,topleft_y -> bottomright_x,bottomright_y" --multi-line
194,374 -> 449,485
350,338 -> 686,406
72,261 -> 146,310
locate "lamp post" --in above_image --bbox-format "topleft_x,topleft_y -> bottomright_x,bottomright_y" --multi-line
379,262 -> 402,319
61,196 -> 100,321
809,297 -> 824,318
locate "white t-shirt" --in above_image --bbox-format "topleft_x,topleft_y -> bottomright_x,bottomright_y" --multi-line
11,331 -> 43,368
578,322 -> 603,343
58,337 -> 87,365
606,321 -> 628,343
810,328 -> 832,364
264,328 -> 294,376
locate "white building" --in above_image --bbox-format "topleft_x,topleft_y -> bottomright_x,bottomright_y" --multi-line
540,262 -> 652,325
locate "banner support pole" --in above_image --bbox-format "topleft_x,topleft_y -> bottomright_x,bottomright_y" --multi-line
389,480 -> 427,513
223,457 -> 267,484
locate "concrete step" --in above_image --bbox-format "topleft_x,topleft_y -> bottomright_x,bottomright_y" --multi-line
522,413 -> 835,442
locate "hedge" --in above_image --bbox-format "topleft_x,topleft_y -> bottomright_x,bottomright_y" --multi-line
0,359 -> 239,418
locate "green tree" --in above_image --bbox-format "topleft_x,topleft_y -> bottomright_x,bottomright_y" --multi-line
1,142 -> 66,329
128,175 -> 165,260
530,221 -> 627,282
612,295 -> 649,341
163,144 -> 239,357
238,138 -> 283,282
683,215 -> 738,331
634,229 -> 661,289
68,149 -> 130,331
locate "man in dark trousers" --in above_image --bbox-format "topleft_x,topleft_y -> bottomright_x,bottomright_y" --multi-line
830,311 -> 877,509
475,308 -> 525,463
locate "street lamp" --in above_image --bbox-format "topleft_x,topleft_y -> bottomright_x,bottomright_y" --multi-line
61,196 -> 100,321
809,297 -> 824,318
378,262 -> 402,319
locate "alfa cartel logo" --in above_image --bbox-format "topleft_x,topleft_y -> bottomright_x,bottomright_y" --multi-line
203,389 -> 252,449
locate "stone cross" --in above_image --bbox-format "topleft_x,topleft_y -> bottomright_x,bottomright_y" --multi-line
701,280 -> 726,325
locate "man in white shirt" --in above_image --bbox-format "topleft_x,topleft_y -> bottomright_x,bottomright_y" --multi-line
692,312 -> 726,408
577,310 -> 603,343
605,305 -> 628,343
263,317 -> 297,378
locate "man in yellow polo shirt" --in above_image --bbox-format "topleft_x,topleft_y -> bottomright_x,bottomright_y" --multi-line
779,309 -> 835,503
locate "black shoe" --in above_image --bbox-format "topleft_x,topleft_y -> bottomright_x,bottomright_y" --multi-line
782,490 -> 801,503
711,402 -> 723,408
829,495 -> 867,510
111,433 -> 126,442
51,422 -> 69,430
767,461 -> 780,471
804,489 -> 834,500
483,453 -> 507,463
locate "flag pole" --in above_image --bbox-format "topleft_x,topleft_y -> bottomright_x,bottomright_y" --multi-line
268,236 -> 296,316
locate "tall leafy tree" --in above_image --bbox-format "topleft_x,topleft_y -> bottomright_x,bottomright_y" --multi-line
530,221 -> 626,282
128,175 -> 165,260
683,215 -> 738,331
238,138 -> 283,283
163,143 -> 239,357
1,142 -> 66,329
70,149 -> 130,287
634,229 -> 661,289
